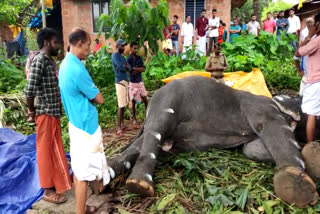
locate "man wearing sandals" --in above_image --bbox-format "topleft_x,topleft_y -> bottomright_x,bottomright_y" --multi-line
25,28 -> 72,204
59,28 -> 112,213
111,39 -> 131,135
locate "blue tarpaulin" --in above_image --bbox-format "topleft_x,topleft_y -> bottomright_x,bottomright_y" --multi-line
0,128 -> 43,214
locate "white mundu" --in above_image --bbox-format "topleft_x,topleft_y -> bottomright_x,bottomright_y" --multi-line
181,22 -> 194,53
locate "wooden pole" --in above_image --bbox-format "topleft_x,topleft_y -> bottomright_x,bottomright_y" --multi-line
41,0 -> 46,28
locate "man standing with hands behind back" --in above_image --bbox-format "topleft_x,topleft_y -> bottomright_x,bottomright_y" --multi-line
25,27 -> 72,205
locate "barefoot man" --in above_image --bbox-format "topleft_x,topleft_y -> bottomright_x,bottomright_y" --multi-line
59,28 -> 112,214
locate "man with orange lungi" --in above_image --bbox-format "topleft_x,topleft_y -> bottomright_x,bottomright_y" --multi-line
25,28 -> 72,204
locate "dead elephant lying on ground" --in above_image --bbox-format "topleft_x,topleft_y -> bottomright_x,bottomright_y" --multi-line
104,76 -> 320,208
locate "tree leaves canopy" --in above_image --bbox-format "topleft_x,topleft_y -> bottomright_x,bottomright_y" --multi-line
0,0 -> 38,26
98,0 -> 170,54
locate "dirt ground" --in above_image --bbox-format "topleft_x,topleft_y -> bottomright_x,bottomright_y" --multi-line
27,120 -> 150,214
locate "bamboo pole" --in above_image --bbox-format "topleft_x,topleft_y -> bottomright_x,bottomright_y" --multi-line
41,0 -> 46,28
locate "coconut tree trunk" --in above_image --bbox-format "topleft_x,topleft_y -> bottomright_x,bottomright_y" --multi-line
253,0 -> 261,23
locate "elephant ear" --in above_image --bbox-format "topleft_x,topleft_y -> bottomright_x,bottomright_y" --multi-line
272,95 -> 301,122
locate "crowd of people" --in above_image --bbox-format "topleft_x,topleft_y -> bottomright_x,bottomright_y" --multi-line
23,7 -> 320,213
161,8 -> 304,58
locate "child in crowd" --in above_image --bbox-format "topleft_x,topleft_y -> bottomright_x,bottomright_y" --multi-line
218,21 -> 227,44
127,42 -> 148,123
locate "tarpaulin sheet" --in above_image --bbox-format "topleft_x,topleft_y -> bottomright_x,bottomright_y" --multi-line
0,128 -> 43,214
162,68 -> 272,97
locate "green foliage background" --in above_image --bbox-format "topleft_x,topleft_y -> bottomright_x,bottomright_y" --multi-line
261,1 -> 294,21
0,0 -> 38,26
98,0 -> 170,54
222,32 -> 300,90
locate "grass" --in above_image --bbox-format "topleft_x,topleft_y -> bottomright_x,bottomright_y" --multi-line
106,144 -> 320,214
3,92 -> 320,213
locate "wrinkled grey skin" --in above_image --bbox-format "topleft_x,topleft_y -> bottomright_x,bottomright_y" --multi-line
108,76 -> 315,193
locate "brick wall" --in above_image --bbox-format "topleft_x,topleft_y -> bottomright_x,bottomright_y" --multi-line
60,0 -> 231,53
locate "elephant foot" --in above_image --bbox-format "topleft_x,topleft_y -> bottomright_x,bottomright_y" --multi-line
302,141 -> 320,180
89,179 -> 104,195
126,178 -> 154,197
273,166 -> 318,208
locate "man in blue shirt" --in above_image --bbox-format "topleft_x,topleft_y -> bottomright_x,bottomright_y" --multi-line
276,10 -> 289,39
59,28 -> 111,213
111,39 -> 131,135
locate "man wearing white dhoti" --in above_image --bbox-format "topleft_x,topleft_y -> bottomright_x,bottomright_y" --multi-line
195,9 -> 208,56
181,15 -> 194,56
295,13 -> 320,143
59,28 -> 112,214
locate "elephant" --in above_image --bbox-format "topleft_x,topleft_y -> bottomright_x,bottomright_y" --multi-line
104,76 -> 320,208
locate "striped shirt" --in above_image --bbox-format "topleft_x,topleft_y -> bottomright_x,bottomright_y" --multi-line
25,52 -> 62,118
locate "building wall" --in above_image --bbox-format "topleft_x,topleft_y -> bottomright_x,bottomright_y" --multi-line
60,0 -> 231,53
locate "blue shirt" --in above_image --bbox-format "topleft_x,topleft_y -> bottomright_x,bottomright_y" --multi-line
127,54 -> 145,83
171,24 -> 180,41
276,18 -> 289,36
229,25 -> 241,43
111,52 -> 129,83
59,53 -> 99,135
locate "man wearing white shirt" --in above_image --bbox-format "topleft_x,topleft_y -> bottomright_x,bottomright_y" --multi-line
287,8 -> 301,50
181,15 -> 194,55
246,14 -> 260,36
207,9 -> 220,55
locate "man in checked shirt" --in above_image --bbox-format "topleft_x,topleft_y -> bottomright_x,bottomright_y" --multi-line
25,28 -> 72,204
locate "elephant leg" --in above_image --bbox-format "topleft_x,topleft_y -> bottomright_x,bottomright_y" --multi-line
126,107 -> 177,197
243,101 -> 318,208
243,139 -> 273,162
302,141 -> 320,181
107,134 -> 144,179
125,130 -> 161,197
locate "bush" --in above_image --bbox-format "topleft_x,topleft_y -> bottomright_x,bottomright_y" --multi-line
145,46 -> 207,88
0,59 -> 26,94
222,32 -> 300,90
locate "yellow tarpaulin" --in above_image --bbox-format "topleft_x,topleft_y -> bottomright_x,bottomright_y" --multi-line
9,26 -> 21,38
45,0 -> 53,9
162,68 -> 272,98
